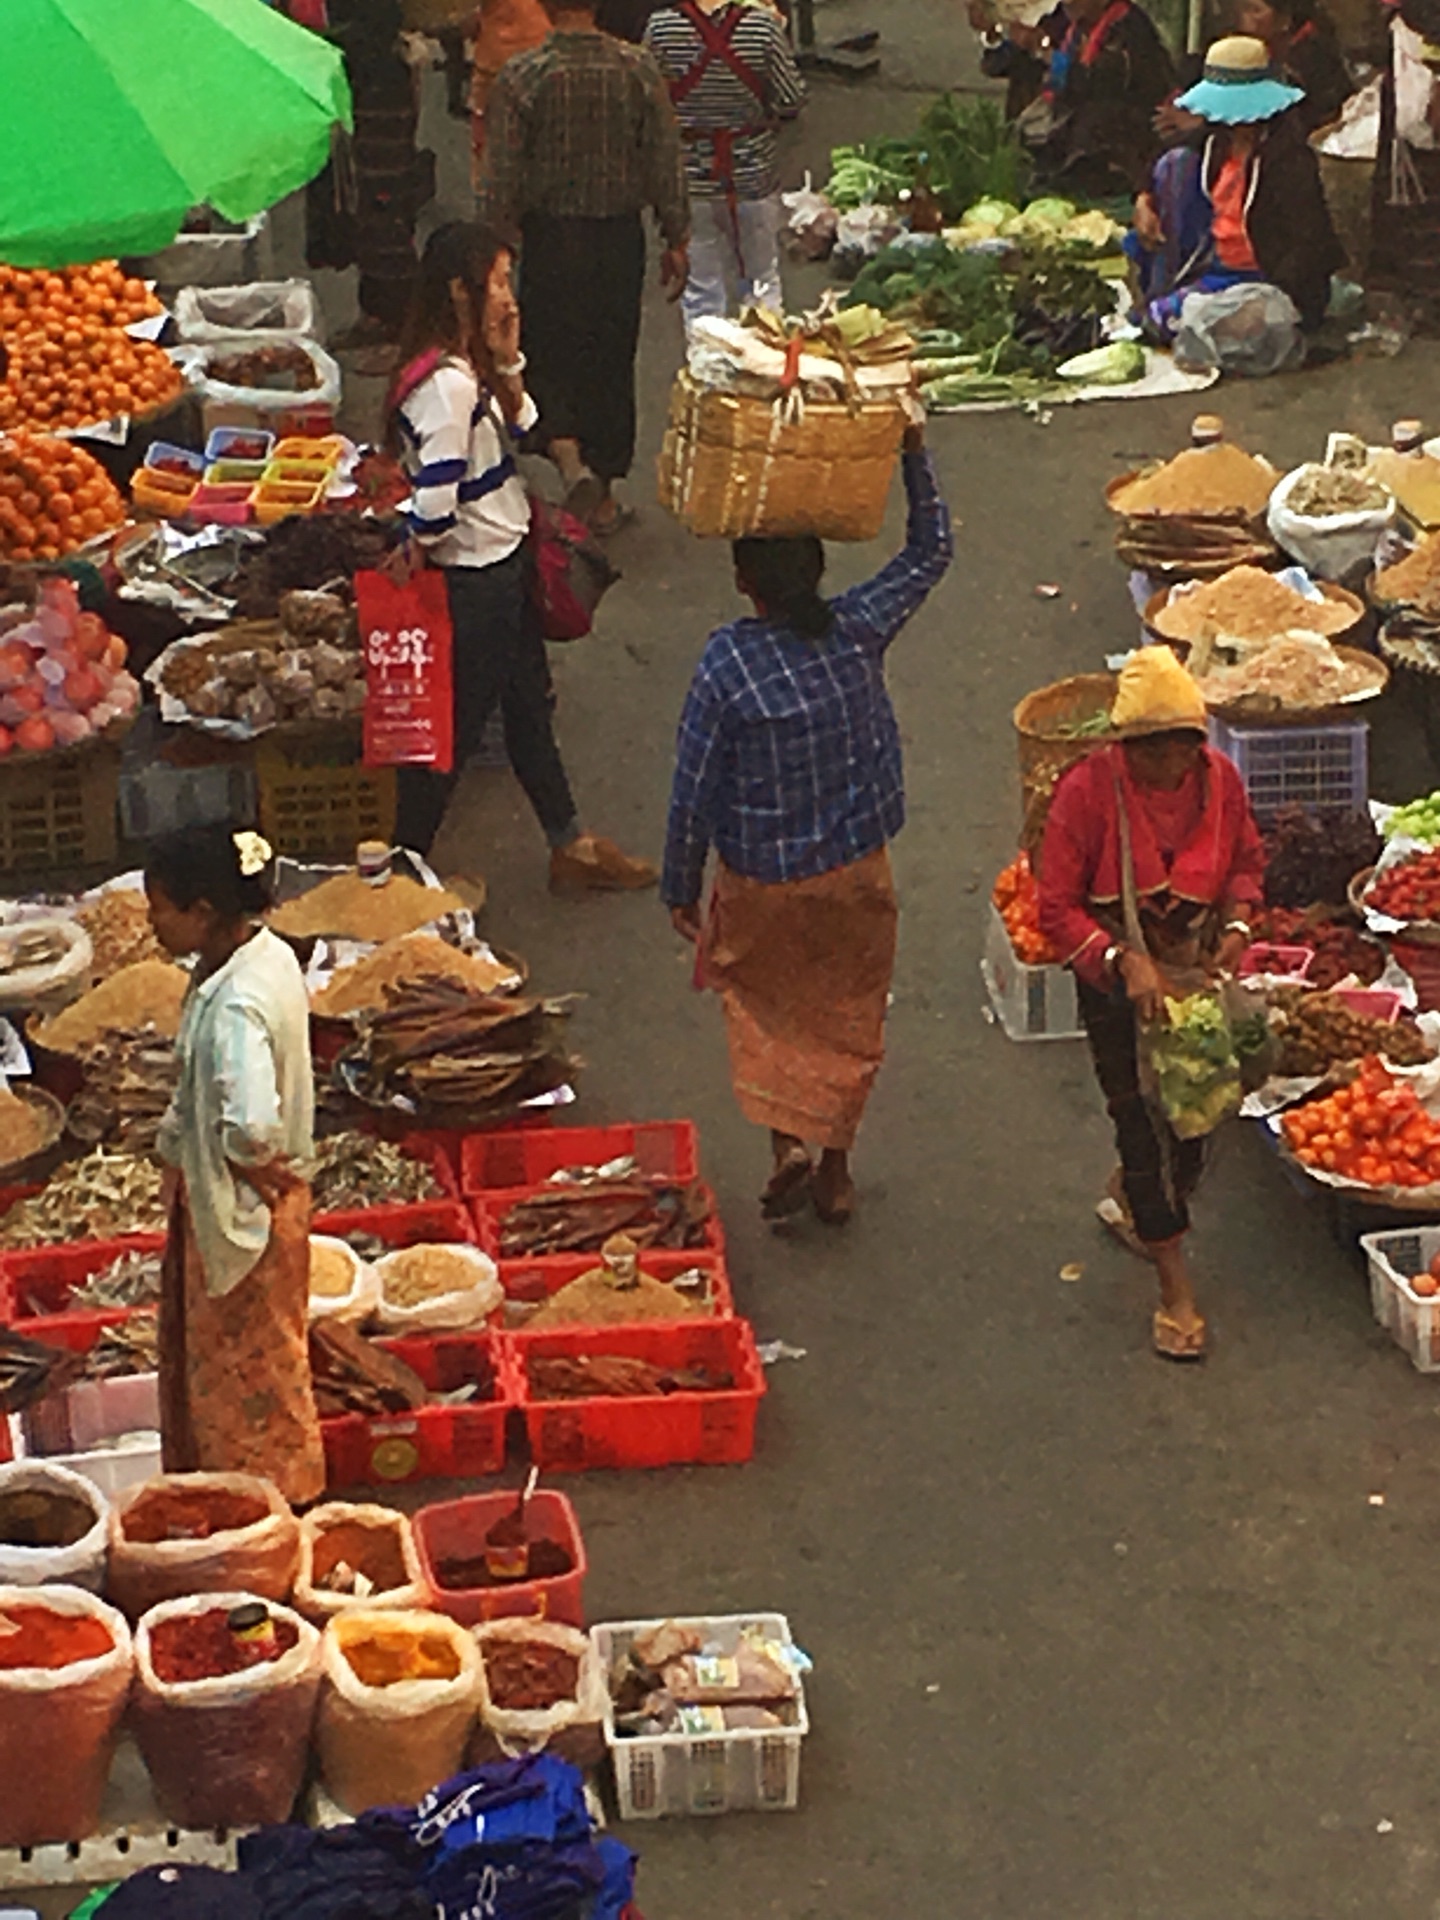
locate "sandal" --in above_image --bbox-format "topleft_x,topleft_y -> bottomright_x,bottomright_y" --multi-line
761,1146 -> 813,1219
1152,1308 -> 1207,1362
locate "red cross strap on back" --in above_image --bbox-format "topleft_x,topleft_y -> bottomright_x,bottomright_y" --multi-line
669,0 -> 769,106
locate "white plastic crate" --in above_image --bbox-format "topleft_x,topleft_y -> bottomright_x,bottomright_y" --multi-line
1360,1225 -> 1440,1372
1207,715 -> 1368,823
22,1371 -> 159,1456
592,1612 -> 808,1819
980,903 -> 1081,1041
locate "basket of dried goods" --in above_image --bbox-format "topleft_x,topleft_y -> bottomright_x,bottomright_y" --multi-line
107,1471 -> 302,1621
148,589 -> 362,738
316,1607 -> 481,1813
307,1233 -> 380,1325
509,1233 -> 717,1332
132,1592 -> 321,1828
75,886 -> 167,979
0,1083 -> 65,1180
1144,565 -> 1366,652
0,1584 -> 134,1847
659,309 -> 913,541
0,917 -> 92,1016
293,1503 -> 429,1623
470,1617 -> 608,1768
1107,426 -> 1279,577
311,933 -> 524,1022
0,1146 -> 168,1248
1266,462 -> 1396,580
1194,636 -> 1387,724
270,855 -> 470,946
308,1130 -> 448,1215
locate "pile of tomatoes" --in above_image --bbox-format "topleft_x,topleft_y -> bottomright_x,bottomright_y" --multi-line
0,261 -> 183,434
0,433 -> 126,562
1281,1056 -> 1440,1190
993,852 -> 1060,965
1366,849 -> 1440,925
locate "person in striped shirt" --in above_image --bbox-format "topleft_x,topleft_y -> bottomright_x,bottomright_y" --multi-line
385,223 -> 658,893
643,0 -> 804,332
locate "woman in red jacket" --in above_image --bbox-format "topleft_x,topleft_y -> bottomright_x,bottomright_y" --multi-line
1037,649 -> 1265,1361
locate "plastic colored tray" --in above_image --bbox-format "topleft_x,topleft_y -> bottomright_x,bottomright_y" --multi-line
205,425 -> 274,464
1239,943 -> 1314,982
320,1330 -> 515,1489
263,459 -> 332,490
144,441 -> 207,478
271,433 -> 345,465
413,1487 -> 586,1627
205,458 -> 267,486
187,481 -> 253,526
131,467 -> 198,517
515,1317 -> 765,1472
253,478 -> 323,525
460,1121 -> 700,1195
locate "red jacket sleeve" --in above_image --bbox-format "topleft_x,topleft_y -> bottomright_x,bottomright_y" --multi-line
1037,762 -> 1114,990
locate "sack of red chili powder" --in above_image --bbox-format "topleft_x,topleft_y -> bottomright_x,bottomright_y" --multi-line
107,1472 -> 301,1621
294,1502 -> 429,1626
0,1583 -> 133,1846
133,1590 -> 322,1828
317,1607 -> 481,1813
469,1617 -> 607,1770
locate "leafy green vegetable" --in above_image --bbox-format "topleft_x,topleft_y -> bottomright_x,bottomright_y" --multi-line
825,93 -> 1029,219
1056,339 -> 1146,384
1147,993 -> 1243,1140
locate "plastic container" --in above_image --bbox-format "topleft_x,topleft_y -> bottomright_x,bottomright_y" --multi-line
1207,715 -> 1369,823
205,458 -> 268,487
1361,1225 -> 1440,1370
142,441 -> 207,479
186,480 -> 254,526
0,1238 -> 165,1320
413,1489 -> 587,1627
460,1121 -> 701,1194
591,1612 -> 808,1819
1333,987 -> 1403,1022
205,425 -> 275,464
131,467 -> 198,518
264,459 -> 333,490
0,738 -> 121,874
256,732 -> 396,859
980,903 -> 1082,1043
320,1331 -> 514,1490
253,477 -> 325,525
1239,943 -> 1314,983
272,434 -> 345,465
517,1318 -> 765,1472
500,1247 -> 733,1331
174,279 -> 320,343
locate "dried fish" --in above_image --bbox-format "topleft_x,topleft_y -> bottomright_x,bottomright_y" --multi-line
498,1179 -> 713,1257
307,1319 -> 433,1419
526,1353 -> 734,1399
0,1148 -> 166,1247
307,1130 -> 443,1213
0,1327 -> 84,1412
66,1028 -> 179,1156
69,1249 -> 163,1312
87,1309 -> 160,1379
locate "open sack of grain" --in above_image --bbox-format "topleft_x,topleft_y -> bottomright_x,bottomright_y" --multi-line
659,306 -> 913,541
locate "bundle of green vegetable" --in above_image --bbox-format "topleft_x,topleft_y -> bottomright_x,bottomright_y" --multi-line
827,94 -> 1028,219
1147,992 -> 1244,1140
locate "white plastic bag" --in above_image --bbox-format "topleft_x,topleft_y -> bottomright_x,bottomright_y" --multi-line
780,173 -> 838,261
308,1234 -> 382,1327
371,1242 -> 503,1334
0,1461 -> 110,1591
470,1617 -> 607,1768
294,1503 -> 430,1623
1268,463 -> 1398,579
173,280 -> 322,345
1173,283 -> 1304,378
179,338 -> 342,420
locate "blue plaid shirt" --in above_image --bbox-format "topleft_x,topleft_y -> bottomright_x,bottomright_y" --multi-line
662,449 -> 952,907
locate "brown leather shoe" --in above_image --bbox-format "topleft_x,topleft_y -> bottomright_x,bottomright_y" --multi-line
549,833 -> 658,894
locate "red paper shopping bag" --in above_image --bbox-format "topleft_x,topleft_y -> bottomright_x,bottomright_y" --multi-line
356,568 -> 455,773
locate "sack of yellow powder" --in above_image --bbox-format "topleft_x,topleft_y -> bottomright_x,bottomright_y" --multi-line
307,1234 -> 380,1327
316,1609 -> 481,1812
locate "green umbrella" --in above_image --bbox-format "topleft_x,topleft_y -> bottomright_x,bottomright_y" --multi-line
1,0 -> 352,268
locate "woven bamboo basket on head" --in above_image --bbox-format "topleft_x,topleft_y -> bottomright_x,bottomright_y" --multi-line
657,372 -> 906,540
1014,672 -> 1118,856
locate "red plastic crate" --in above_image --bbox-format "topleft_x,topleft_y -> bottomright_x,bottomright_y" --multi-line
312,1197 -> 478,1249
0,1238 -> 166,1322
321,1330 -> 515,1490
460,1122 -> 700,1195
413,1487 -> 587,1627
514,1318 -> 765,1472
499,1248 -> 734,1334
471,1181 -> 723,1268
311,1133 -> 459,1215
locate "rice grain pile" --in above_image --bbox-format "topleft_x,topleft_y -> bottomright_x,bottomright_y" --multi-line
270,872 -> 465,942
381,1244 -> 484,1308
33,961 -> 189,1052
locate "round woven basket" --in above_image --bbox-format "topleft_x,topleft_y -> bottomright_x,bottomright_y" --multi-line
1350,863 -> 1440,948
0,1083 -> 67,1182
1014,674 -> 1118,807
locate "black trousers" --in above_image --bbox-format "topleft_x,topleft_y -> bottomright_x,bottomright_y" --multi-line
394,551 -> 578,857
1078,976 -> 1206,1244
519,212 -> 646,481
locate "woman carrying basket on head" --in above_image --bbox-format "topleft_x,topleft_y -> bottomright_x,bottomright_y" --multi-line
662,416 -> 952,1225
1037,648 -> 1265,1361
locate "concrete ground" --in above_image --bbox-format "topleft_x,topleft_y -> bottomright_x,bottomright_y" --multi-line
29,11 -> 1440,1918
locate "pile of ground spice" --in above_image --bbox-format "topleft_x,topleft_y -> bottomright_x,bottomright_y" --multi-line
149,1608 -> 300,1683
434,1539 -> 575,1590
270,871 -> 465,942
33,960 -> 188,1053
0,1488 -> 97,1549
342,1625 -> 460,1687
122,1486 -> 268,1545
1376,532 -> 1440,613
526,1264 -> 708,1329
311,1519 -> 410,1594
313,934 -> 517,1018
1113,443 -> 1278,517
77,891 -> 165,978
0,1088 -> 50,1166
483,1639 -> 580,1711
1155,566 -> 1357,645
0,1605 -> 113,1670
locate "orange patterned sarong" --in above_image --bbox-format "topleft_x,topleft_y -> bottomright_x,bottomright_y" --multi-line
702,847 -> 898,1152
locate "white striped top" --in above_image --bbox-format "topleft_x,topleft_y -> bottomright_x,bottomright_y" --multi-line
642,1 -> 804,200
396,356 -> 537,571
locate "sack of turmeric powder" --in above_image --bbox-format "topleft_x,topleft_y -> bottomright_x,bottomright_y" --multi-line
317,1608 -> 481,1813
133,1591 -> 321,1828
0,1584 -> 133,1847
108,1472 -> 301,1621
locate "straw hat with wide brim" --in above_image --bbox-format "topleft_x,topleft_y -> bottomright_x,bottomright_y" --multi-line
1110,646 -> 1209,740
1175,34 -> 1305,125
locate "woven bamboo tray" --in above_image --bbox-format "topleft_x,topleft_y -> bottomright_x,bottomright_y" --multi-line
657,372 -> 906,541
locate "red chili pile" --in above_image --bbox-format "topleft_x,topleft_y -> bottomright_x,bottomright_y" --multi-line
0,1605 -> 112,1670
149,1609 -> 299,1683
122,1487 -> 267,1545
1368,851 -> 1440,924
483,1640 -> 580,1711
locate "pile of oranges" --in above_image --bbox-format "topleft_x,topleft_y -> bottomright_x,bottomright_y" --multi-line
993,852 -> 1060,965
0,261 -> 183,434
1280,1055 -> 1440,1191
0,432 -> 126,562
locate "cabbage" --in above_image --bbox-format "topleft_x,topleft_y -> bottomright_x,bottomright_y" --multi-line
962,197 -> 1019,230
1056,339 -> 1146,384
1017,196 -> 1075,230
